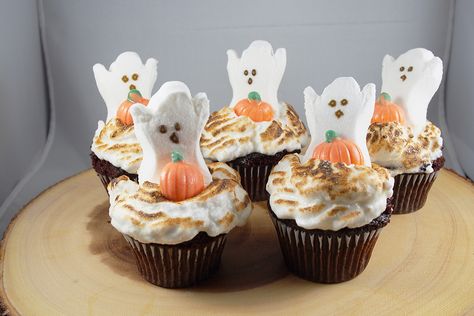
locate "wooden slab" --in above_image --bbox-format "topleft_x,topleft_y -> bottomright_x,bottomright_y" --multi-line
1,169 -> 474,315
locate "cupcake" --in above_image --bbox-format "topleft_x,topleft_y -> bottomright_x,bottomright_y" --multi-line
200,40 -> 309,201
90,52 -> 158,191
108,81 -> 252,288
367,48 -> 444,214
267,77 -> 394,283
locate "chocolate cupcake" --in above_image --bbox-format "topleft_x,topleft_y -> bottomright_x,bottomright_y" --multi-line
200,41 -> 308,201
108,81 -> 252,288
90,52 -> 158,191
367,48 -> 444,214
266,77 -> 394,283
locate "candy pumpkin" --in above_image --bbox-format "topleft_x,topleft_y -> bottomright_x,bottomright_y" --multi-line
116,89 -> 149,125
312,130 -> 364,166
234,91 -> 274,122
371,92 -> 406,124
160,151 -> 205,202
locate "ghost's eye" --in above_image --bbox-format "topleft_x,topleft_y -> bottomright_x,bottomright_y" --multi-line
174,122 -> 181,131
159,125 -> 167,134
400,66 -> 405,72
341,99 -> 348,106
132,73 -> 139,80
244,70 -> 249,76
252,69 -> 257,76
328,100 -> 337,107
408,66 -> 413,72
121,75 -> 129,83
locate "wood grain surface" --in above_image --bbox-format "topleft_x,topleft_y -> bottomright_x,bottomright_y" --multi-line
1,169 -> 473,315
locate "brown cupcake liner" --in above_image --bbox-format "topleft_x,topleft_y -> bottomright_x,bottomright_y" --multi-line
227,150 -> 298,202
227,161 -> 274,202
390,156 -> 444,214
90,152 -> 138,194
391,171 -> 439,214
123,233 -> 227,288
268,203 -> 392,283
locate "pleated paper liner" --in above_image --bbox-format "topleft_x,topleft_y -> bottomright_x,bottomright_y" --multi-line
90,152 -> 138,194
227,150 -> 298,202
391,156 -> 445,214
123,233 -> 227,288
268,200 -> 393,283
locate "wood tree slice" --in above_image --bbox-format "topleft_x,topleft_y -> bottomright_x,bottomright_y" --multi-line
1,169 -> 474,315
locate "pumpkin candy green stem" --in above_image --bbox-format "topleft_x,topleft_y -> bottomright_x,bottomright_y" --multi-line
127,89 -> 142,102
171,151 -> 184,163
380,92 -> 391,102
248,91 -> 261,102
325,130 -> 337,143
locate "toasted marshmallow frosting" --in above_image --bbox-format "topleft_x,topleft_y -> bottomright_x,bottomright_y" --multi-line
91,119 -> 142,174
367,121 -> 443,176
266,154 -> 393,231
200,103 -> 309,162
108,162 -> 252,244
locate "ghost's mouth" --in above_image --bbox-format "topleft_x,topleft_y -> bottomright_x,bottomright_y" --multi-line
248,78 -> 253,85
170,132 -> 179,144
129,84 -> 137,90
400,75 -> 407,82
335,110 -> 344,118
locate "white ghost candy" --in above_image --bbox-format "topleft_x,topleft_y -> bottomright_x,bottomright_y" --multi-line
130,81 -> 212,186
303,77 -> 375,166
93,51 -> 158,122
227,40 -> 286,117
381,48 -> 443,135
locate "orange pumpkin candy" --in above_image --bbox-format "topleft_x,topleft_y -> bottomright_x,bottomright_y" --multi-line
234,91 -> 274,122
160,151 -> 205,202
371,92 -> 406,124
312,130 -> 365,166
116,89 -> 149,125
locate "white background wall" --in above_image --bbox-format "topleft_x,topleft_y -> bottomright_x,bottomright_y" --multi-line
1,0 -> 471,233
0,0 -> 48,205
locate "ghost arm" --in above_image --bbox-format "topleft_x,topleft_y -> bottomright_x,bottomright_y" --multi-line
358,83 -> 376,166
92,63 -> 108,92
302,86 -> 321,162
142,58 -> 159,98
406,57 -> 443,134
303,86 -> 318,134
226,49 -> 240,107
273,48 -> 287,87
130,103 -> 152,124
193,93 -> 210,131
145,58 -> 158,73
93,63 -> 116,121
192,93 -> 213,185
381,54 -> 395,94
361,83 -> 376,118
419,57 -> 443,94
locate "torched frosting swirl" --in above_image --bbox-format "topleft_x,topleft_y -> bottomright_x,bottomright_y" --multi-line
366,121 -> 443,176
200,103 -> 309,162
266,154 -> 394,231
91,119 -> 142,174
108,162 -> 252,245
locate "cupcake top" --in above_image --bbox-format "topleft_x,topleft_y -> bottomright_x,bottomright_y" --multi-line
367,48 -> 444,175
267,154 -> 393,230
91,118 -> 142,173
91,52 -> 158,173
268,77 -> 393,230
200,40 -> 308,162
108,81 -> 252,244
109,162 -> 251,244
367,121 -> 443,176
